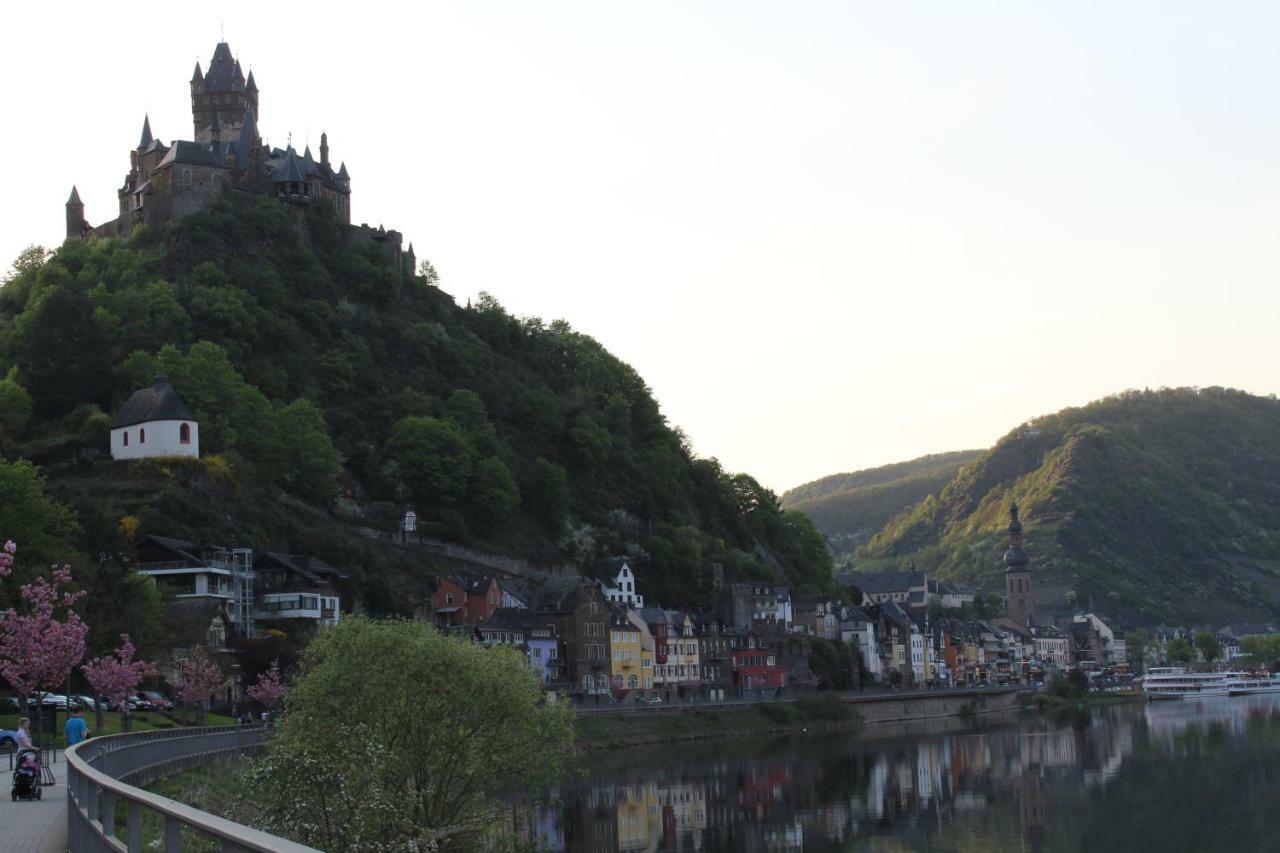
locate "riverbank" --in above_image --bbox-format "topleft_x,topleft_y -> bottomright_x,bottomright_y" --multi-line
577,696 -> 861,750
576,689 -> 1029,750
1029,690 -> 1147,712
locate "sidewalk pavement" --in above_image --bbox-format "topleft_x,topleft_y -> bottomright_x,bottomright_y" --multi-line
0,752 -> 68,853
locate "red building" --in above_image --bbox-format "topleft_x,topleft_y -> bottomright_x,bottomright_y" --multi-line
432,575 -> 502,626
731,631 -> 786,694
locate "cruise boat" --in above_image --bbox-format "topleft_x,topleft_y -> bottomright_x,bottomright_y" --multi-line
1226,674 -> 1280,696
1140,667 -> 1240,699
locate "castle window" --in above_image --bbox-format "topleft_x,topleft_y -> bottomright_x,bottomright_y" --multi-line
181,169 -> 193,190
180,423 -> 191,445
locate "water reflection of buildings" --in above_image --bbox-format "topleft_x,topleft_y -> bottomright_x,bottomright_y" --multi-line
543,696 -> 1280,852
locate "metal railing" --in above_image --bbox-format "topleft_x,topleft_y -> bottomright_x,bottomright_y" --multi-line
66,725 -> 318,852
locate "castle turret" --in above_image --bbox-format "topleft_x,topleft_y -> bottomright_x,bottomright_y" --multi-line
191,42 -> 256,143
320,132 -> 329,167
65,186 -> 86,240
138,114 -> 153,149
1003,501 -> 1035,626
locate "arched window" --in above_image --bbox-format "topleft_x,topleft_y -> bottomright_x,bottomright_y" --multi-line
139,427 -> 146,444
180,423 -> 191,445
122,431 -> 129,447
181,169 -> 192,190
628,674 -> 638,689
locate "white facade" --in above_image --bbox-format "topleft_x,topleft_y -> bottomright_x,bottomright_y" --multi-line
111,419 -> 199,460
599,561 -> 645,609
910,628 -> 926,684
255,592 -> 340,626
841,619 -> 883,679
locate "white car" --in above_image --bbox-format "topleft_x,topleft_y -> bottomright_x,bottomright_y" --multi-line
29,693 -> 68,710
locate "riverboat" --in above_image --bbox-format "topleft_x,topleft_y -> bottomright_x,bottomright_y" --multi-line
1140,667 -> 1240,699
1226,675 -> 1280,696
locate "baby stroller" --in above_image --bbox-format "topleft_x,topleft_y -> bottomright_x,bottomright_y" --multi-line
11,749 -> 43,801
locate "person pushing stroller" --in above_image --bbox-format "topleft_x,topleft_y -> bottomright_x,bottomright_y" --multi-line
10,717 -> 42,801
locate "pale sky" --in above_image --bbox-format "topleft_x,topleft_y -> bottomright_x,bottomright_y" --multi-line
4,2 -> 1278,493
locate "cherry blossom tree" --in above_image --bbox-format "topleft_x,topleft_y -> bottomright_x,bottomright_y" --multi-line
246,658 -> 287,713
83,634 -> 157,732
172,650 -> 224,724
0,540 -> 15,578
0,561 -> 88,742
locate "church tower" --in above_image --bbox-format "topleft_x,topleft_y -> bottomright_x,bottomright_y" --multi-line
1004,501 -> 1034,626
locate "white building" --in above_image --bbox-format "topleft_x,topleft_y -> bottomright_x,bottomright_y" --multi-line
594,558 -> 645,609
110,374 -> 199,460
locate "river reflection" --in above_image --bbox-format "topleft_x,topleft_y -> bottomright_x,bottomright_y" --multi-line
518,695 -> 1280,853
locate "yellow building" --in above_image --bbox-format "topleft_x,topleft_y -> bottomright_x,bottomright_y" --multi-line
610,609 -> 646,694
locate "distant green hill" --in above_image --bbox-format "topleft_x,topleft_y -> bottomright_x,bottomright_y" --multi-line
857,388 -> 1280,624
782,451 -> 981,559
0,191 -> 831,616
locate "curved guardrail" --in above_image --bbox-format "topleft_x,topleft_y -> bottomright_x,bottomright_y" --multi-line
66,724 -> 318,852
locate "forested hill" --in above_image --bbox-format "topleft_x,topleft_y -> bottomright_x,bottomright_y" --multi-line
0,191 -> 831,614
853,388 -> 1280,624
781,450 -> 981,558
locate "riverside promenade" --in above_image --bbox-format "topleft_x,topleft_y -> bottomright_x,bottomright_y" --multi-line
0,749 -> 68,853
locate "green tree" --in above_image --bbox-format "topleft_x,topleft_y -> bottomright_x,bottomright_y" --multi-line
276,399 -> 342,502
1194,631 -> 1223,665
0,367 -> 33,443
13,285 -> 113,416
0,458 -> 79,584
250,617 -> 574,851
467,457 -> 521,531
386,416 -> 477,503
1240,635 -> 1280,668
525,457 -> 569,532
1166,635 -> 1195,665
1126,628 -> 1150,673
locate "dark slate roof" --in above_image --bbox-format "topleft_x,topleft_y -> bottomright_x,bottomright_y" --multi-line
838,571 -> 926,595
274,147 -> 306,183
531,576 -> 590,612
337,162 -> 349,181
157,140 -> 226,170
497,578 -> 531,604
639,607 -> 671,626
234,110 -> 258,169
245,69 -> 257,91
141,138 -> 169,157
255,551 -> 343,584
67,186 -> 81,205
138,115 -> 153,149
135,534 -> 203,563
202,42 -> 240,93
111,374 -> 196,429
302,146 -> 320,176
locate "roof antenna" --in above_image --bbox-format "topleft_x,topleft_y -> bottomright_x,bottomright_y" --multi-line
221,19 -> 225,42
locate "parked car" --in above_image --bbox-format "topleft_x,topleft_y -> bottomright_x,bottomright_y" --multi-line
126,696 -> 153,712
71,695 -> 97,711
29,693 -> 68,710
0,728 -> 18,750
140,691 -> 174,711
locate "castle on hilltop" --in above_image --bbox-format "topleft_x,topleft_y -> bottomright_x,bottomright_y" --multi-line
64,42 -> 416,275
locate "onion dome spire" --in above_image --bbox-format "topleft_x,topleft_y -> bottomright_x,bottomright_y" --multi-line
1003,501 -> 1029,570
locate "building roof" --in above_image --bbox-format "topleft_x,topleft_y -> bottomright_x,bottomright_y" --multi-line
838,571 -> 926,595
273,146 -> 306,183
67,186 -> 82,205
138,115 -> 153,149
111,374 -> 196,429
202,42 -> 241,93
157,140 -> 227,170
531,576 -> 593,612
234,110 -> 258,169
255,551 -> 343,585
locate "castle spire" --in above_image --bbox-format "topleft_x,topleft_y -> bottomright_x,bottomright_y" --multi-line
138,114 -> 153,149
66,186 -> 86,240
245,69 -> 257,92
320,132 -> 329,167
67,185 -> 82,206
191,61 -> 203,83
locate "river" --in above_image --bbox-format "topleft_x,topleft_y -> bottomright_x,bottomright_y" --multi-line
515,694 -> 1280,852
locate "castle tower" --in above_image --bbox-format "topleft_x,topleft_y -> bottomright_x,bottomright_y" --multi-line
191,42 -> 258,143
66,186 -> 86,239
1004,501 -> 1034,626
319,132 -> 329,167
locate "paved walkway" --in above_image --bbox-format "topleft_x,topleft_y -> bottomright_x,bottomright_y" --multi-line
1,752 -> 68,853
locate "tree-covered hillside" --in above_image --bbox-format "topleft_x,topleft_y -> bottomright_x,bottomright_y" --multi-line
0,191 -> 831,621
856,388 -> 1280,624
782,451 -> 981,559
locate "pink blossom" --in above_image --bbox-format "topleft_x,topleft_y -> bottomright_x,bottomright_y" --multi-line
83,634 -> 157,716
0,540 -> 15,578
0,557 -> 88,698
246,658 -> 287,710
172,651 -> 224,707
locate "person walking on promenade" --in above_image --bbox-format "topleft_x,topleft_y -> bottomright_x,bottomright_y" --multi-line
65,705 -> 89,747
